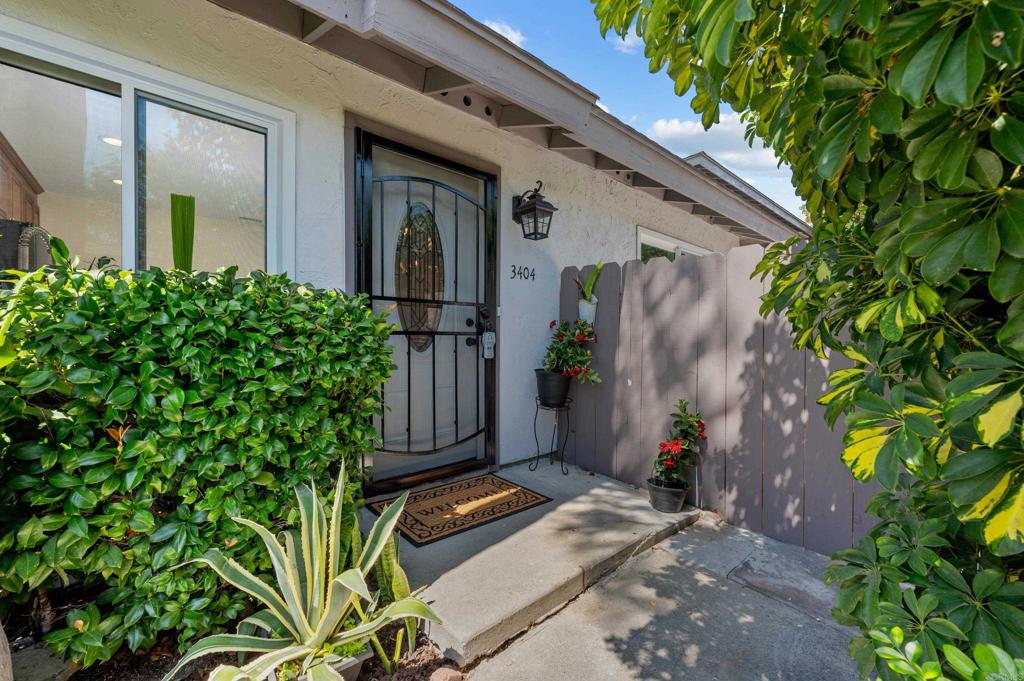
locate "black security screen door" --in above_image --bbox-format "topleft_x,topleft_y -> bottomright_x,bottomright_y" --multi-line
356,131 -> 496,491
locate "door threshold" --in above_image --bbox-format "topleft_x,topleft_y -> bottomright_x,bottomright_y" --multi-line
364,459 -> 490,497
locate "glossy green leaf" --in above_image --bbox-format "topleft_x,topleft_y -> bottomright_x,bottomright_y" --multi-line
935,29 -> 986,108
898,26 -> 956,107
992,115 -> 1024,165
975,4 -> 1024,66
990,254 -> 1024,302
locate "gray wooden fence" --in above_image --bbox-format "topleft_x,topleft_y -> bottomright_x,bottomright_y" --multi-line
557,245 -> 879,555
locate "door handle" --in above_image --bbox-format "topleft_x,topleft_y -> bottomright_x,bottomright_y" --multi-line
465,336 -> 478,347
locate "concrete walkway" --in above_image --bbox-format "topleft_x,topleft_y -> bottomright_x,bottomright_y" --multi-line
470,516 -> 857,681
363,463 -> 699,666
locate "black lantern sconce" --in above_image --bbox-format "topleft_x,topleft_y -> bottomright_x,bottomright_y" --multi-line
512,181 -> 558,240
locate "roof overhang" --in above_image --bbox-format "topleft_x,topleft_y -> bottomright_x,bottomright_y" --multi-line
208,0 -> 808,243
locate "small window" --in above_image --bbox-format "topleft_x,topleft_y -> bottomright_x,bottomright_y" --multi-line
136,95 -> 267,274
0,61 -> 122,269
636,226 -> 711,263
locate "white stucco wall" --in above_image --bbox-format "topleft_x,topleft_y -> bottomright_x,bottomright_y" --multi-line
0,0 -> 740,465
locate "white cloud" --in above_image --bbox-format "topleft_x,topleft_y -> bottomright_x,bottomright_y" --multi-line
648,112 -> 803,217
484,20 -> 526,47
596,100 -> 610,113
613,33 -> 644,54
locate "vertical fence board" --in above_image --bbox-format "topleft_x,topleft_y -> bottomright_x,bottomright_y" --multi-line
593,262 -> 621,478
641,258 -> 676,489
559,267 -> 579,465
573,265 -> 598,471
697,253 -> 727,513
670,255 -> 701,504
761,313 -> 806,546
724,246 -> 765,531
804,352 -> 855,555
616,260 -> 646,487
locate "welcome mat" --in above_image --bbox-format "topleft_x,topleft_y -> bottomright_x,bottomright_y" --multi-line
367,474 -> 551,546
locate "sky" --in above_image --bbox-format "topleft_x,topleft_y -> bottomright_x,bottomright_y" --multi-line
450,1 -> 804,218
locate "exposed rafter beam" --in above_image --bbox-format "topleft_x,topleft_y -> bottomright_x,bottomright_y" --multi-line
422,66 -> 472,95
595,154 -> 631,171
709,216 -> 743,228
498,105 -> 553,128
548,130 -> 586,150
632,173 -> 666,189
664,189 -> 696,204
692,205 -> 723,218
301,10 -> 334,43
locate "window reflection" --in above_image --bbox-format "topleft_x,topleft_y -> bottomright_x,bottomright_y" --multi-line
0,62 -> 121,269
137,96 -> 266,274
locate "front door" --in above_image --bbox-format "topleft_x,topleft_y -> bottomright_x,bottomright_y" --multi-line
356,131 -> 496,491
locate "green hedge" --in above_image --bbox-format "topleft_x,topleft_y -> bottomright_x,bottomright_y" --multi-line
0,265 -> 393,666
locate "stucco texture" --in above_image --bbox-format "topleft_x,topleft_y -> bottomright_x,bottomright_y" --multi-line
0,0 -> 739,464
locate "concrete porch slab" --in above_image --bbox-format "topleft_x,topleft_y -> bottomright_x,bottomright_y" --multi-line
470,516 -> 856,681
361,463 -> 698,666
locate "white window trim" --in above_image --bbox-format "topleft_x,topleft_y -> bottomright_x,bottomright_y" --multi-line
636,225 -> 712,259
0,14 -> 296,275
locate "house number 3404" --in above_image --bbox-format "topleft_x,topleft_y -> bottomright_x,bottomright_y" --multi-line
510,265 -> 536,281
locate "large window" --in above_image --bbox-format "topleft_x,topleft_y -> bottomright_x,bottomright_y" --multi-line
0,16 -> 294,274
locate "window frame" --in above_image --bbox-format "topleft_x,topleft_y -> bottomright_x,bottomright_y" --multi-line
0,14 -> 296,274
636,225 -> 712,260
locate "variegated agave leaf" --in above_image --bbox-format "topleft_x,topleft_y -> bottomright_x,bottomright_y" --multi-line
162,473 -> 440,681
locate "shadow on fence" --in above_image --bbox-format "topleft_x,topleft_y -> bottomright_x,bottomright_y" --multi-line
557,245 -> 878,555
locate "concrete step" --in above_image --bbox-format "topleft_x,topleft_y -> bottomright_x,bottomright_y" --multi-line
364,463 -> 699,666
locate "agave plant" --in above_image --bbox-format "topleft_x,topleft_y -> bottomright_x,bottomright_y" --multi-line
162,469 -> 438,681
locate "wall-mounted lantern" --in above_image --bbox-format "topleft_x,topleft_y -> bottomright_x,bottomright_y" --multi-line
512,181 -> 557,240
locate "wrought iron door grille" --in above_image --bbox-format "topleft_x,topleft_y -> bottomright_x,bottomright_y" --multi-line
371,174 -> 486,455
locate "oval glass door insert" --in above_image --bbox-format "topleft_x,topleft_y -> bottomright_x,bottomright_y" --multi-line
395,201 -> 444,352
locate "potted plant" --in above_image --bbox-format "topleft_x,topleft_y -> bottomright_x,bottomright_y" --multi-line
161,468 -> 439,681
536,319 -> 601,407
575,261 -> 603,324
647,400 -> 705,513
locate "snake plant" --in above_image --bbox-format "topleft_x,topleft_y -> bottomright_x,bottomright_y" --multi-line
170,193 -> 195,271
161,469 -> 439,681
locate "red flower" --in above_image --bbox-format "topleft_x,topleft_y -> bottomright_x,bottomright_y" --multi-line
670,441 -> 682,454
659,441 -> 671,453
663,457 -> 677,469
550,320 -> 557,329
572,367 -> 582,376
697,420 -> 705,429
556,332 -> 565,341
575,332 -> 585,341
562,369 -> 571,376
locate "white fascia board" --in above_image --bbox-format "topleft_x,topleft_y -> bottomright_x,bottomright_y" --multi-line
292,0 -> 596,131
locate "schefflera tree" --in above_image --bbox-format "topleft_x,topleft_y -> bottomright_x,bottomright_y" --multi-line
591,0 -> 1024,677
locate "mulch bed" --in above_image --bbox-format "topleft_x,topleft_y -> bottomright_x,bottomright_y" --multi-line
70,635 -> 230,681
358,625 -> 458,681
65,627 -> 458,681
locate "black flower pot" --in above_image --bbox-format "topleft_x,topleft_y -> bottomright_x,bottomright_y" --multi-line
647,477 -> 688,513
536,369 -> 571,408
